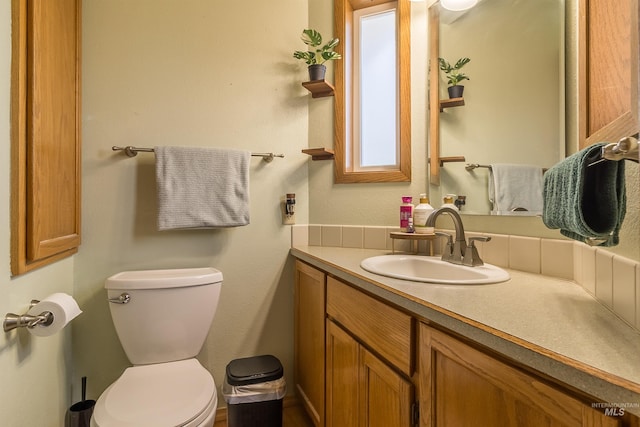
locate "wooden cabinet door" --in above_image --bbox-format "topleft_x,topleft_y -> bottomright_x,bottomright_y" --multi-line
326,320 -> 359,427
419,323 -> 621,427
294,261 -> 326,426
579,0 -> 640,148
360,346 -> 413,427
11,0 -> 82,274
327,320 -> 414,427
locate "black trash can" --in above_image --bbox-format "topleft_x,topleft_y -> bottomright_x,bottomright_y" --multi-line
223,355 -> 286,427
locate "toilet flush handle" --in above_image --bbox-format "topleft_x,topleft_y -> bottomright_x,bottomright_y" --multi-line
108,293 -> 131,304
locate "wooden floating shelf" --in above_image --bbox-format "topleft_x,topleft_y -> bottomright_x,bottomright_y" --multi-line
302,80 -> 335,98
438,156 -> 466,167
439,97 -> 465,111
302,147 -> 335,160
390,232 -> 437,240
390,232 -> 438,255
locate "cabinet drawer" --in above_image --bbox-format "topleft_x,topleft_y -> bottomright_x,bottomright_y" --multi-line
327,277 -> 413,375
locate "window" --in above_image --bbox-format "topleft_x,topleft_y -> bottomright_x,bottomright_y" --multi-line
334,0 -> 411,183
355,5 -> 398,170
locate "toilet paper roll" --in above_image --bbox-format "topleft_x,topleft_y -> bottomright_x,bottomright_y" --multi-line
26,293 -> 82,337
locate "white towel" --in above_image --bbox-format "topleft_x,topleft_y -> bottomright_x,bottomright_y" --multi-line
489,163 -> 543,215
155,146 -> 250,230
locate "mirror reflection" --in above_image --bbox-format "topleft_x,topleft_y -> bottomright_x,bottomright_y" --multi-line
435,0 -> 565,215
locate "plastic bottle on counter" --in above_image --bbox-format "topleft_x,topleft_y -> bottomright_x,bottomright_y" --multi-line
399,196 -> 414,232
442,194 -> 459,211
413,194 -> 435,234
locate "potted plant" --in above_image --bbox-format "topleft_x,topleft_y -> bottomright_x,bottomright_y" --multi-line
438,57 -> 470,98
293,29 -> 342,81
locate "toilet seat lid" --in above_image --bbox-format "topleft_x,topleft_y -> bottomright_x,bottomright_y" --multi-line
94,359 -> 215,427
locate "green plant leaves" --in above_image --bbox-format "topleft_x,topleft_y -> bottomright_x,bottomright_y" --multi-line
321,51 -> 341,62
438,57 -> 470,86
294,29 -> 342,65
454,57 -> 470,69
438,57 -> 453,73
301,29 -> 323,47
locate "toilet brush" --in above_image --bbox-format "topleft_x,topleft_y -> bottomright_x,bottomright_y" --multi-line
66,376 -> 96,427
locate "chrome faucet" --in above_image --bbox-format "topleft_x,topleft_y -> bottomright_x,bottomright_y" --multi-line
426,207 -> 490,266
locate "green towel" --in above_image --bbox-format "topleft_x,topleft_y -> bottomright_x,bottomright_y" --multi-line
543,143 -> 626,246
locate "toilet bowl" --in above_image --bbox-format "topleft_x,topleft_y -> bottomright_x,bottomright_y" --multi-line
91,268 -> 223,427
92,359 -> 217,427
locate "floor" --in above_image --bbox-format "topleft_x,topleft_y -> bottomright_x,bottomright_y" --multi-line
213,403 -> 314,427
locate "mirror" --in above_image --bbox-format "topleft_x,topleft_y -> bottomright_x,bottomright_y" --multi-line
429,0 -> 565,215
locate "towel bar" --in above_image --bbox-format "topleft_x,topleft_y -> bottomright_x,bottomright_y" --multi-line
466,163 -> 548,173
112,146 -> 285,162
466,136 -> 640,172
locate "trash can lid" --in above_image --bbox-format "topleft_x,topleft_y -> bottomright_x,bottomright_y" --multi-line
226,354 -> 283,386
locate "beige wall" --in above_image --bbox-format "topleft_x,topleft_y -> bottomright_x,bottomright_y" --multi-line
75,0 -> 310,409
0,2 -> 76,425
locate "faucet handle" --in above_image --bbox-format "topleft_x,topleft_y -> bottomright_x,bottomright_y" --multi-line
435,231 -> 453,245
468,236 -> 491,245
435,232 -> 454,261
463,236 -> 491,266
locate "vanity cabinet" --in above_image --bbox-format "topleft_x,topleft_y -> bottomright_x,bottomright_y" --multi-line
10,0 -> 82,275
326,277 -> 415,427
419,323 -> 622,427
294,258 -> 636,426
294,260 -> 326,426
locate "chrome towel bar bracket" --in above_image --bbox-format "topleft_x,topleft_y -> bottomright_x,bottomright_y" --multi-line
601,136 -> 639,162
465,163 -> 491,171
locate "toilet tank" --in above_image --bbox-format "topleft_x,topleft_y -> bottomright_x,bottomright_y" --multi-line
105,268 -> 223,365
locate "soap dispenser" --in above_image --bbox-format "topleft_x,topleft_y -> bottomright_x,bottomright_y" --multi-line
399,196 -> 414,232
413,194 -> 435,234
442,194 -> 459,211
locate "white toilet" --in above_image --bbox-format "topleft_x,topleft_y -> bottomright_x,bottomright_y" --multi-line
91,267 -> 223,427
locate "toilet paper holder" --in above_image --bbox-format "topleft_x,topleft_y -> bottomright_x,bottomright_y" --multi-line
3,300 -> 54,332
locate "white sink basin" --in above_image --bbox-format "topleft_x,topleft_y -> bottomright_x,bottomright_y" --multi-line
360,255 -> 510,285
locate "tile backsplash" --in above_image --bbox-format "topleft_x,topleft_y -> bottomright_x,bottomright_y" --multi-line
291,224 -> 640,331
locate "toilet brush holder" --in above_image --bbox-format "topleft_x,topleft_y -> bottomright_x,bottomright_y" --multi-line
66,377 -> 95,427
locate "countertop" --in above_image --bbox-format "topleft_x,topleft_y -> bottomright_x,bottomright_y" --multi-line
290,245 -> 640,416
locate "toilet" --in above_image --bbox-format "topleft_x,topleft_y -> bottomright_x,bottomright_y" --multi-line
91,267 -> 223,427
